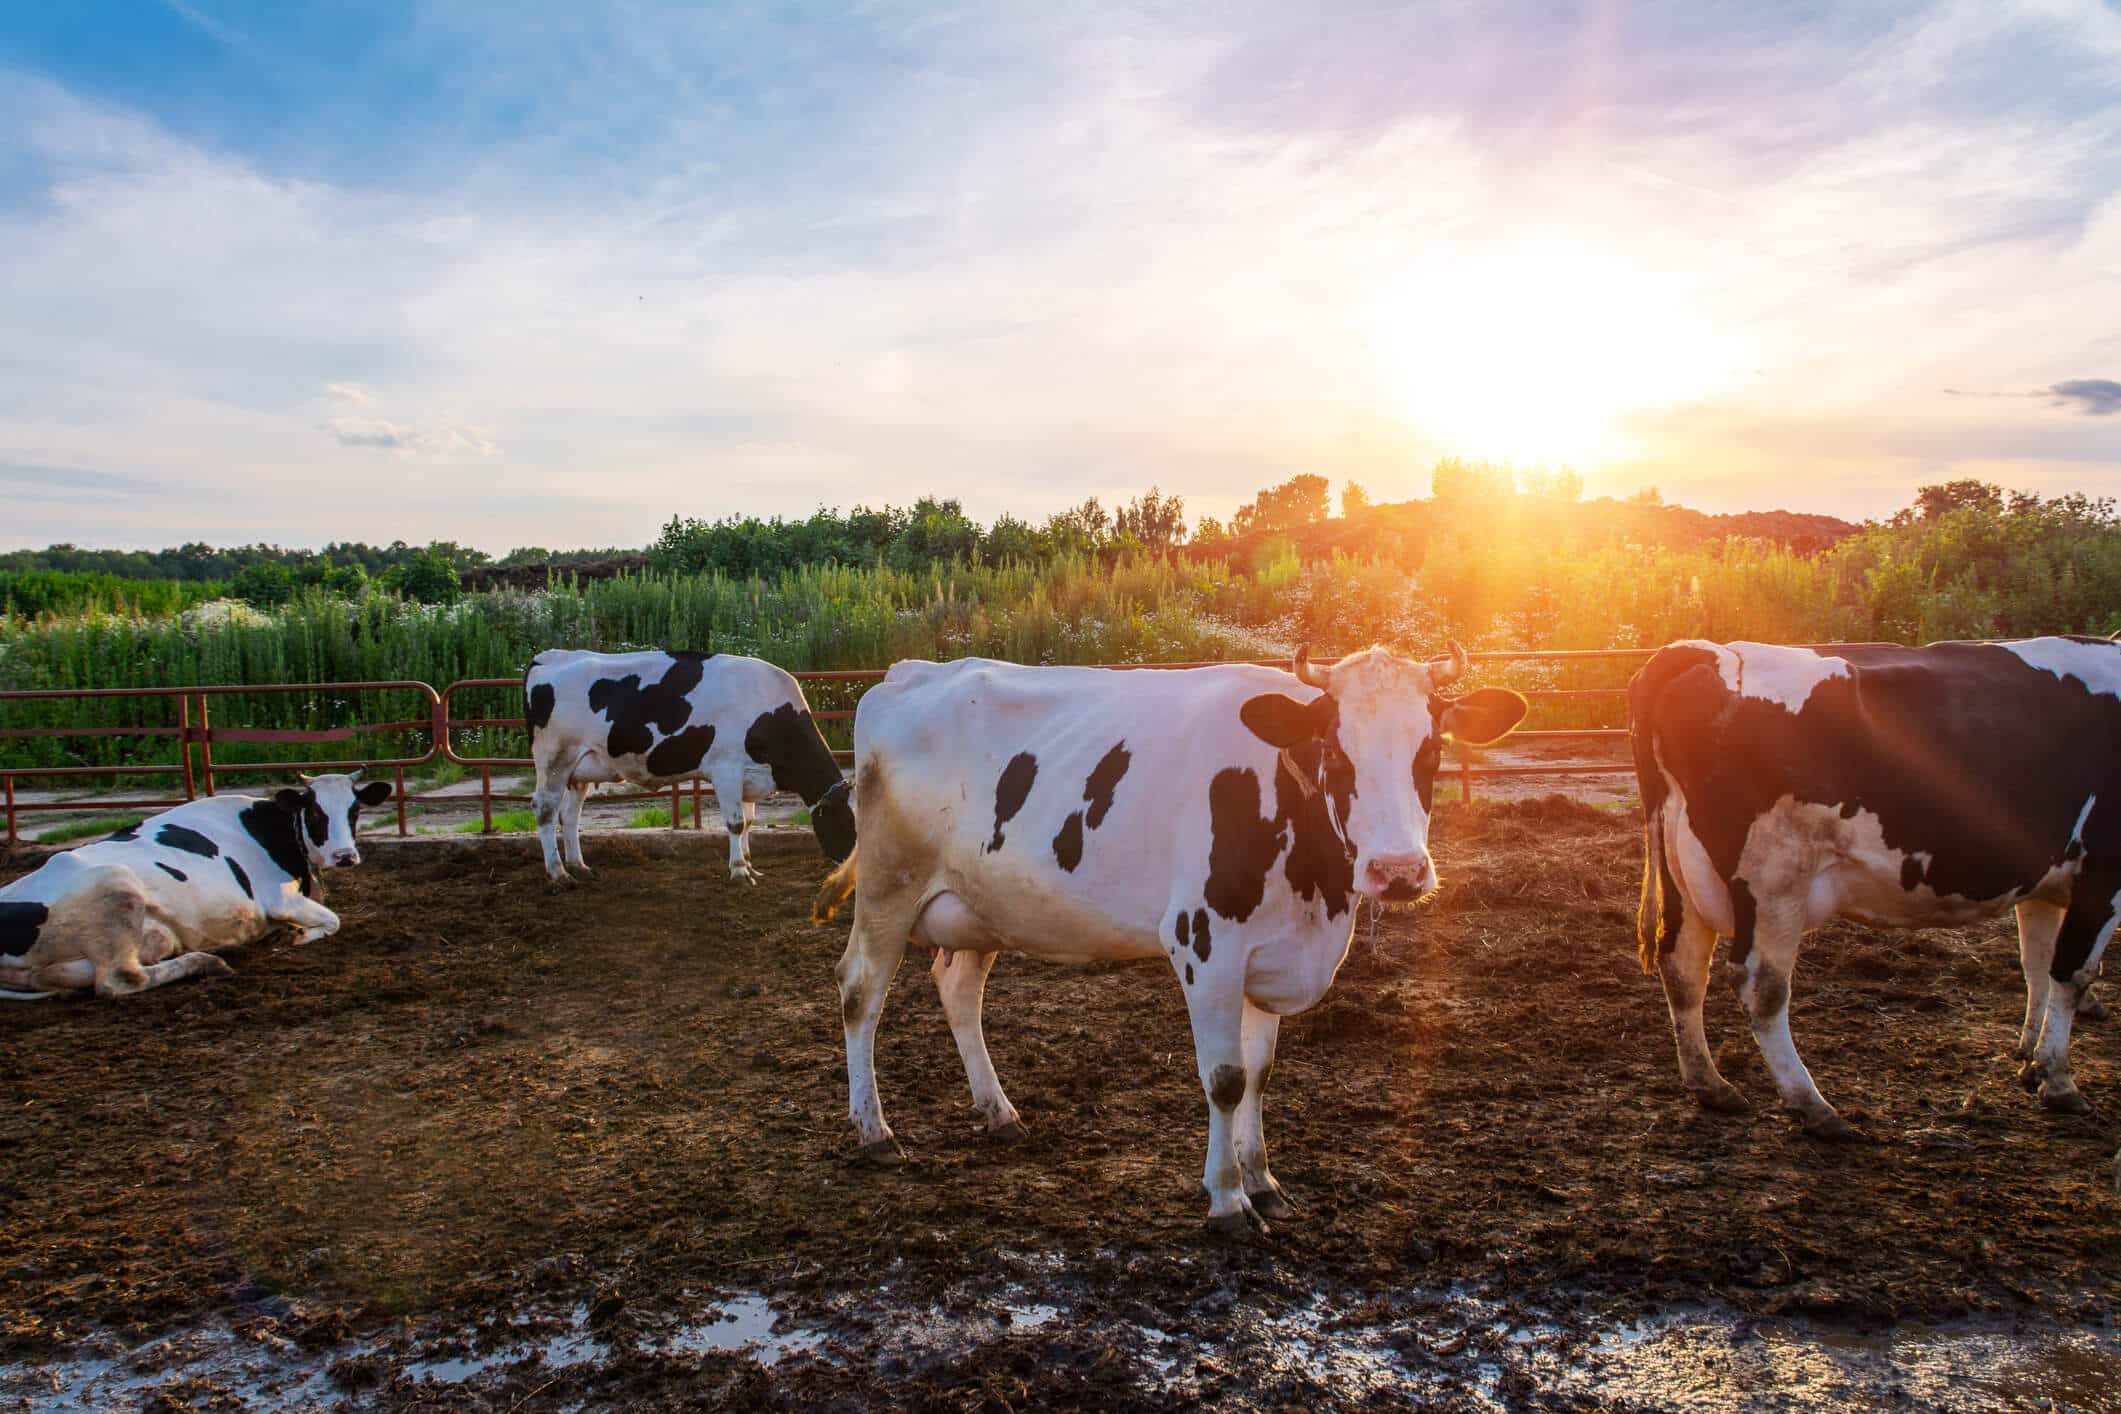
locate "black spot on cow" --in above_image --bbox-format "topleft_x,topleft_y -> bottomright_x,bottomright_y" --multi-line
1192,908 -> 1210,958
243,798 -> 315,898
156,823 -> 220,859
985,752 -> 1038,854
645,723 -> 716,778
1052,812 -> 1084,871
589,654 -> 708,758
1209,1064 -> 1246,1110
744,702 -> 856,861
303,795 -> 329,849
226,857 -> 253,899
1185,962 -> 1194,986
1083,742 -> 1130,828
1412,735 -> 1442,811
107,823 -> 141,843
1634,639 -> 2121,984
1203,768 -> 1285,922
156,862 -> 187,882
0,900 -> 48,955
1174,911 -> 1190,952
526,681 -> 556,736
1728,878 -> 1758,968
1900,855 -> 1926,892
1276,744 -> 1355,920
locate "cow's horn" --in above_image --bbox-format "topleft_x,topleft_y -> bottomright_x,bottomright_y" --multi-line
1428,639 -> 1469,688
296,772 -> 316,785
1293,645 -> 1331,688
347,767 -> 364,783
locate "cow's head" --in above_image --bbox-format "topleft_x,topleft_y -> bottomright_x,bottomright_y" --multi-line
276,770 -> 394,870
1240,644 -> 1526,902
811,778 -> 857,864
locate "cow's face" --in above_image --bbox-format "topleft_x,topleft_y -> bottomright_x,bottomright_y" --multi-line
1241,646 -> 1526,902
276,771 -> 394,870
811,780 -> 857,864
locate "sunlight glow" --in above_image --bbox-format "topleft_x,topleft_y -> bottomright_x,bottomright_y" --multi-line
1377,237 -> 1744,469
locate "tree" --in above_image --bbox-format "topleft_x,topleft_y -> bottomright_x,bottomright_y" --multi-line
1114,486 -> 1187,551
1521,465 -> 1583,501
1627,485 -> 1664,506
1191,514 -> 1230,548
1044,499 -> 1111,558
230,559 -> 294,608
383,547 -> 461,603
1232,474 -> 1331,533
1430,457 -> 1515,502
1341,481 -> 1371,518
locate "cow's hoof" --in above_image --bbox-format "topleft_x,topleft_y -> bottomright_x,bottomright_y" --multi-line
1800,1112 -> 1865,1142
2041,1087 -> 2092,1116
1205,1209 -> 1268,1240
1690,1081 -> 1749,1115
200,956 -> 236,978
989,1119 -> 1030,1144
1247,1187 -> 1295,1222
857,1136 -> 908,1165
546,873 -> 577,890
568,863 -> 593,879
2017,1060 -> 2045,1094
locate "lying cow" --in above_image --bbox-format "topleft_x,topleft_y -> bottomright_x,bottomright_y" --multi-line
1632,637 -> 2121,1137
0,771 -> 390,1000
525,649 -> 855,884
812,646 -> 1526,1232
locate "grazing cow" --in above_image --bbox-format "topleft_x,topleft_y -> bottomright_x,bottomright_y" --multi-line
1632,637 -> 2121,1137
812,646 -> 1526,1232
0,772 -> 391,1000
525,649 -> 855,884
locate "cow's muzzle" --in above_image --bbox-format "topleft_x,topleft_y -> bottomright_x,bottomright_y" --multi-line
330,849 -> 360,868
1364,852 -> 1434,902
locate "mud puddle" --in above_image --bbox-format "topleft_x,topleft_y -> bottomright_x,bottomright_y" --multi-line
6,1282 -> 2113,1411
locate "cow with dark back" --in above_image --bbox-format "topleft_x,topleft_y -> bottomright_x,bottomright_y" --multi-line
811,646 -> 1526,1232
525,649 -> 855,883
1,772 -> 390,999
1632,637 -> 2121,1137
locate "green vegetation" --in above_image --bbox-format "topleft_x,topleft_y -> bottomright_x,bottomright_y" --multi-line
455,810 -> 539,834
627,804 -> 673,829
4,476 -> 2116,777
33,814 -> 147,844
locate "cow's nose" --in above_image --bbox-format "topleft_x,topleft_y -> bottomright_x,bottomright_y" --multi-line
331,849 -> 359,868
1365,852 -> 1434,900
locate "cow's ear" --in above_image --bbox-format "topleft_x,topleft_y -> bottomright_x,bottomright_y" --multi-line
274,788 -> 309,816
356,780 -> 393,806
1437,688 -> 1528,746
1241,693 -> 1324,748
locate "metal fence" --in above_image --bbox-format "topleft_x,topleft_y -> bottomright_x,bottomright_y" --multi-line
0,645 -> 1879,845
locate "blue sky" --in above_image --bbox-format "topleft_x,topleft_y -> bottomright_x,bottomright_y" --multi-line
2,0 -> 2118,551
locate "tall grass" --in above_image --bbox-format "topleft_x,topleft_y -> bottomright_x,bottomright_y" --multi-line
7,506 -> 2120,776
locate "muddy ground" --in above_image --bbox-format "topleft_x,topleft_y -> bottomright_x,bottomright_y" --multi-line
3,799 -> 2118,1410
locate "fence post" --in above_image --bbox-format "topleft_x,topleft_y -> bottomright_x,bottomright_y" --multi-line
395,764 -> 408,837
692,778 -> 703,830
1460,751 -> 1474,805
481,765 -> 493,834
196,693 -> 215,796
4,773 -> 14,849
671,781 -> 682,833
178,694 -> 195,801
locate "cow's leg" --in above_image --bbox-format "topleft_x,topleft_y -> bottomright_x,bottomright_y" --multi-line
712,763 -> 760,883
560,780 -> 593,875
2015,899 -> 2065,1061
1235,999 -> 1291,1220
2022,886 -> 2121,1114
837,894 -> 914,1161
532,759 -> 572,884
932,948 -> 1023,1139
1660,908 -> 1746,1113
272,896 -> 342,945
132,952 -> 235,992
20,957 -> 94,995
1731,914 -> 1852,1139
1183,979 -> 1263,1234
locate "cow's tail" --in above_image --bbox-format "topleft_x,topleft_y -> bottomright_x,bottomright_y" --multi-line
1629,651 -> 1686,977
812,845 -> 859,925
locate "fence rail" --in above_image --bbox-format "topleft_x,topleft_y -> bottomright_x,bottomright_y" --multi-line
0,644 -> 1894,846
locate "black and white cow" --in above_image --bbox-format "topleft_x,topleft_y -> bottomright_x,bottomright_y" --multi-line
525,649 -> 855,884
811,646 -> 1526,1232
0,772 -> 391,1000
1633,636 -> 2121,1137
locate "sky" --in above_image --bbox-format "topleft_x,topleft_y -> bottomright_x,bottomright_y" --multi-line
1,0 -> 2117,553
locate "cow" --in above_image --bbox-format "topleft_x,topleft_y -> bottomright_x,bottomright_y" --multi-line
0,771 -> 391,1000
811,646 -> 1527,1232
524,649 -> 855,884
1632,636 -> 2121,1138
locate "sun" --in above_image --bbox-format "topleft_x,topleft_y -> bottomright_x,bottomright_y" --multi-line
1375,236 -> 1739,470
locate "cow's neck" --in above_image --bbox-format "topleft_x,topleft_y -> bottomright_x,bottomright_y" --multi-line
238,801 -> 316,897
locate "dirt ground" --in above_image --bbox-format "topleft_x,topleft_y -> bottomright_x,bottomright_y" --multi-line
3,800 -> 2118,1410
